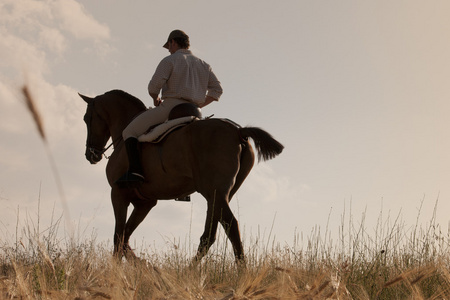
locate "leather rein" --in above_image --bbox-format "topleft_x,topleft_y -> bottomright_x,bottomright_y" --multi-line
86,101 -> 121,160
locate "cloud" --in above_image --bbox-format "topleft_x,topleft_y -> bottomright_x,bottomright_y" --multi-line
52,0 -> 110,41
240,164 -> 311,204
39,26 -> 67,54
0,0 -> 111,65
0,0 -> 112,133
0,0 -> 110,41
0,26 -> 48,79
0,0 -> 51,28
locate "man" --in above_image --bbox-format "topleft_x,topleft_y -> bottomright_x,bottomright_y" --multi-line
117,30 -> 223,184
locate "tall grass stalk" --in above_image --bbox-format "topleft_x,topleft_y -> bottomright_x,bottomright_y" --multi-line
21,85 -> 73,241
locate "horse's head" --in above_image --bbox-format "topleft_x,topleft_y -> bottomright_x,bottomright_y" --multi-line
79,93 -> 110,164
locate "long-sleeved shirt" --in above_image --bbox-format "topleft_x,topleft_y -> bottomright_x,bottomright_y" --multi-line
148,49 -> 223,106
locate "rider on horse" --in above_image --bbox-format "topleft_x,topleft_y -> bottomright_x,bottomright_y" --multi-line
117,30 -> 223,184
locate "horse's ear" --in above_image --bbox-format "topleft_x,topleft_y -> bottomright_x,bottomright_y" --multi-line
78,93 -> 93,104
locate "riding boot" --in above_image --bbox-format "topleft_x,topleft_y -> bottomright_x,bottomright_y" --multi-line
116,137 -> 145,185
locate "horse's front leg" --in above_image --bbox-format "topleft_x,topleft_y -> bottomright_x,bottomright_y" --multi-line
122,198 -> 157,259
111,189 -> 131,257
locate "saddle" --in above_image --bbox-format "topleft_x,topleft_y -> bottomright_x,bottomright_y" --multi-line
138,103 -> 202,143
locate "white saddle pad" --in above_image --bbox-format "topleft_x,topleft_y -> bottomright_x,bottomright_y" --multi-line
138,116 -> 196,143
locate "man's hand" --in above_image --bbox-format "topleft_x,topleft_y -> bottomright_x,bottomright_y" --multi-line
150,93 -> 161,107
199,96 -> 217,108
153,97 -> 162,107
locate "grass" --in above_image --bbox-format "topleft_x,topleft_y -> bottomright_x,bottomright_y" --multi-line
1,203 -> 450,299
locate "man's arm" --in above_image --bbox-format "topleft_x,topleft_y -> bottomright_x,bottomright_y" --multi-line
206,69 -> 223,101
200,68 -> 222,108
199,96 -> 217,108
148,57 -> 172,107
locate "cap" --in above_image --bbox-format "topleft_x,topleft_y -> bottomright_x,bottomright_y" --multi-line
163,30 -> 189,49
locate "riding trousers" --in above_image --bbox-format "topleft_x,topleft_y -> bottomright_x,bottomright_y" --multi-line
122,98 -> 191,140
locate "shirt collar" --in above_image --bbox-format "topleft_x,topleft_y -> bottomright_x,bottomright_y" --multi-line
174,49 -> 191,54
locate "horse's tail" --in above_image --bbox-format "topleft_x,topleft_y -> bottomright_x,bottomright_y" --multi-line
239,127 -> 284,162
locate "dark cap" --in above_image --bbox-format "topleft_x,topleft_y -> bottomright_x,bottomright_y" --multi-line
163,30 -> 189,49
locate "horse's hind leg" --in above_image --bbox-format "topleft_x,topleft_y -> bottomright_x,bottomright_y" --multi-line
217,199 -> 244,262
198,189 -> 244,263
195,199 -> 220,261
195,189 -> 244,263
229,143 -> 254,201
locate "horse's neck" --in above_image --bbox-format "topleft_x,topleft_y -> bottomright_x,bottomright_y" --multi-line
109,124 -> 125,143
109,111 -> 142,143
99,95 -> 146,144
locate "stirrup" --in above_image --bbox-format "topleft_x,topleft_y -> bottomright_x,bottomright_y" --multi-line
175,195 -> 191,202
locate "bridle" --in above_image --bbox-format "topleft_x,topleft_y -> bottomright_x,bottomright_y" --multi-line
85,101 -> 121,160
87,140 -> 115,160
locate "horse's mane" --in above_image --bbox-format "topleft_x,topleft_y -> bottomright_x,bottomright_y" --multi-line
104,89 -> 147,111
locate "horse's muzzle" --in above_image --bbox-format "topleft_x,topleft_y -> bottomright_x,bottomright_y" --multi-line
86,147 -> 103,164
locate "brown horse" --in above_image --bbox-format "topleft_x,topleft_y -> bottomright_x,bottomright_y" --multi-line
79,90 -> 283,262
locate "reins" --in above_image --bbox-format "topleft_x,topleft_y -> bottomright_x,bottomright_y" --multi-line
99,137 -> 123,159
101,140 -> 114,159
86,100 -> 122,160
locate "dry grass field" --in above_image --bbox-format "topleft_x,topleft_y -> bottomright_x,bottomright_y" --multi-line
1,206 -> 450,300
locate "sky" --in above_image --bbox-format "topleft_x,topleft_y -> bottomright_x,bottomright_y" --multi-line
1,0 -> 450,255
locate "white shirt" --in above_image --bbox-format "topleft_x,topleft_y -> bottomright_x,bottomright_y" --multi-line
148,49 -> 223,105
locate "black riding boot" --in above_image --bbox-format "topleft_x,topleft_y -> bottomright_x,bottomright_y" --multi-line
116,137 -> 145,185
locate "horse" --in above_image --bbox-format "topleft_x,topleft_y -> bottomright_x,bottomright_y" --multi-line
79,90 -> 284,263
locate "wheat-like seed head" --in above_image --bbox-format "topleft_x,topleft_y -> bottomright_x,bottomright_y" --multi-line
22,85 -> 46,141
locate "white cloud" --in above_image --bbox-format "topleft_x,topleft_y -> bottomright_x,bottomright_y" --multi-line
241,164 -> 310,203
0,0 -> 111,61
0,0 -> 52,28
52,0 -> 110,41
0,27 -> 48,78
0,81 -> 24,133
39,26 -> 67,54
21,74 -> 86,135
0,0 -> 112,135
